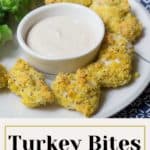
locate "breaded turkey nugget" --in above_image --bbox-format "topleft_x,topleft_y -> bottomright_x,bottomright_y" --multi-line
45,0 -> 91,6
90,4 -> 125,32
51,69 -> 101,117
92,0 -> 130,13
118,13 -> 143,42
90,1 -> 142,42
8,59 -> 55,108
86,33 -> 134,88
0,64 -> 8,89
93,0 -> 129,6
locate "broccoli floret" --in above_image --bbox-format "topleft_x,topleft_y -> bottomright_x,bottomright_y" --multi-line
0,0 -> 31,21
0,0 -> 42,46
0,0 -> 20,12
0,24 -> 12,45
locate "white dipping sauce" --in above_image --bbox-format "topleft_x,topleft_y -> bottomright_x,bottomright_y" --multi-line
27,16 -> 99,58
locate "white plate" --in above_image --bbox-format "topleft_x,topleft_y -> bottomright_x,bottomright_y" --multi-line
0,0 -> 150,118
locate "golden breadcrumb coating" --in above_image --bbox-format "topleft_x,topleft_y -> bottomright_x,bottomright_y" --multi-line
118,13 -> 143,42
0,64 -> 8,89
45,0 -> 92,6
100,53 -> 132,87
8,59 -> 55,108
90,5 -> 125,32
51,69 -> 101,117
92,0 -> 130,11
92,0 -> 130,14
90,1 -> 142,42
99,32 -> 133,55
85,33 -> 134,88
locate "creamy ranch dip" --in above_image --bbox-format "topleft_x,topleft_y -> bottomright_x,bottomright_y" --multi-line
27,16 -> 99,59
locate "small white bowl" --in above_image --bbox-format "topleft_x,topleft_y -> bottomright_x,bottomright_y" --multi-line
17,3 -> 105,74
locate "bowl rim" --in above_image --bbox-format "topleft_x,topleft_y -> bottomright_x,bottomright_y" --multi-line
17,2 -> 105,61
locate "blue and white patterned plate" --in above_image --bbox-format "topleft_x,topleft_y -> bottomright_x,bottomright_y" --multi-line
141,0 -> 150,12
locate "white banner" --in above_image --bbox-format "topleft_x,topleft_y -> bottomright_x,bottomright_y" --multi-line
0,119 -> 150,150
